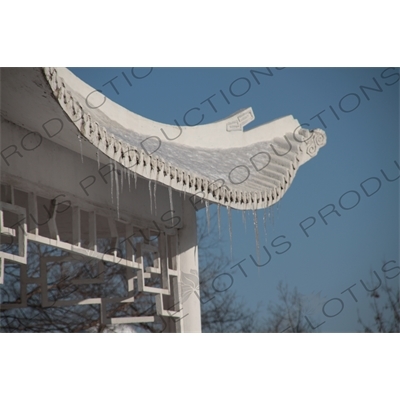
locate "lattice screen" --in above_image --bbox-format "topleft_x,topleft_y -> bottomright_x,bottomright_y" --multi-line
0,184 -> 185,332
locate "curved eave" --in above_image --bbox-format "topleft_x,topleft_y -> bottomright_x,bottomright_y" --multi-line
2,67 -> 327,211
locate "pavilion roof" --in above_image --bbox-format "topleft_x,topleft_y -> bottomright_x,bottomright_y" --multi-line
3,67 -> 327,210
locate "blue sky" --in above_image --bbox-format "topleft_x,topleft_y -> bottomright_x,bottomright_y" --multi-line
69,67 -> 399,332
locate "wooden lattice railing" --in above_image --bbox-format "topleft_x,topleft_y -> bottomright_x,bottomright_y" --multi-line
0,183 -> 186,332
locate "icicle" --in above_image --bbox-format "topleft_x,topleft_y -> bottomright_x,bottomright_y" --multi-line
149,181 -> 153,214
205,201 -> 210,234
168,186 -> 174,218
115,161 -> 120,218
242,210 -> 247,233
110,163 -> 114,204
217,204 -> 221,239
127,170 -> 131,192
134,171 -> 137,189
78,135 -> 83,163
121,166 -> 124,192
268,205 -> 272,225
153,182 -> 157,216
227,206 -> 233,259
263,207 -> 267,242
253,209 -> 260,264
271,204 -> 275,226
96,151 -> 100,169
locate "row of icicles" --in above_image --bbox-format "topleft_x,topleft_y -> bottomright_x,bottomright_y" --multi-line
79,139 -> 278,263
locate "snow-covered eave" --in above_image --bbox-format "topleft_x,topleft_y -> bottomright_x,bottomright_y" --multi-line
42,67 -> 327,211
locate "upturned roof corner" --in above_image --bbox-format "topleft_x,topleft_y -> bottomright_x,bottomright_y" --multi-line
2,67 -> 327,211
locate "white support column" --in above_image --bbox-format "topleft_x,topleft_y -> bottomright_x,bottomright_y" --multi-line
88,211 -> 97,252
28,193 -> 39,236
47,200 -> 59,241
178,200 -> 202,333
125,224 -> 135,294
72,207 -> 81,246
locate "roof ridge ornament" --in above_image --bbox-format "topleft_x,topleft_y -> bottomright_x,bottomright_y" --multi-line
226,108 -> 255,132
305,129 -> 327,157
